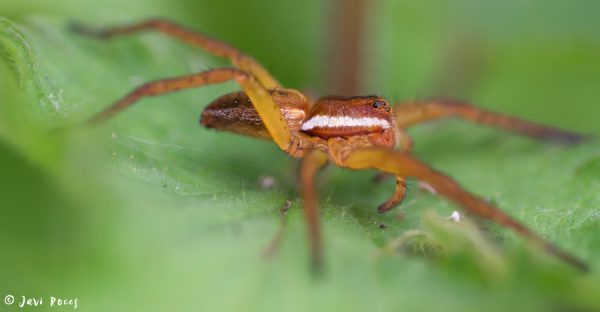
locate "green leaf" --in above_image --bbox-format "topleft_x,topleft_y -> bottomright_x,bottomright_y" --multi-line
1,14 -> 599,312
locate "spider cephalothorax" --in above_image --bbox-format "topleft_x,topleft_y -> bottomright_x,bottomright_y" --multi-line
75,19 -> 589,272
300,96 -> 396,149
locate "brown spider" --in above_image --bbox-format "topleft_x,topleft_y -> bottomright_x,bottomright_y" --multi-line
73,19 -> 588,272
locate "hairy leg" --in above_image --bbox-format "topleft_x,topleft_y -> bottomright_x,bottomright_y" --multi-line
72,18 -> 279,89
85,68 -> 292,152
338,147 -> 588,272
394,99 -> 588,143
299,150 -> 329,272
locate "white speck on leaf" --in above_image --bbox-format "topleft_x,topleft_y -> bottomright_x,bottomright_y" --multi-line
448,211 -> 461,222
258,175 -> 276,189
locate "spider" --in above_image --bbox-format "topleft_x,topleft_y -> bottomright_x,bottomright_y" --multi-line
72,19 -> 588,272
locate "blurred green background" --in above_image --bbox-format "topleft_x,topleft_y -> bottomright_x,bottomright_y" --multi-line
1,0 -> 599,311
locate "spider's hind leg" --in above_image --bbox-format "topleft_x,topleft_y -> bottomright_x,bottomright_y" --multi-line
71,18 -> 279,89
84,68 -> 293,152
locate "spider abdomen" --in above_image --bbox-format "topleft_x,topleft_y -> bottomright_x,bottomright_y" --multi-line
200,88 -> 308,139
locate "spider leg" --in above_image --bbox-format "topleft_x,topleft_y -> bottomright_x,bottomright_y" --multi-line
373,128 -> 414,191
394,99 -> 588,143
338,147 -> 589,272
71,18 -> 279,89
85,68 -> 292,152
299,149 -> 329,272
377,176 -> 407,213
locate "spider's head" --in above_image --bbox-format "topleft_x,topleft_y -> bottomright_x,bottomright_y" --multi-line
301,95 -> 395,139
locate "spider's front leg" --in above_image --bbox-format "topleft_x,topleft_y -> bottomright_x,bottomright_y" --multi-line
83,68 -> 294,152
336,147 -> 589,272
376,99 -> 589,213
377,176 -> 407,213
393,99 -> 589,143
372,126 -> 411,212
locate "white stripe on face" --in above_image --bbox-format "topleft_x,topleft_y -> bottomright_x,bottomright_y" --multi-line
301,115 -> 391,131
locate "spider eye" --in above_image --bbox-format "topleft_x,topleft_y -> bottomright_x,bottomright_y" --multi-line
372,101 -> 387,109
